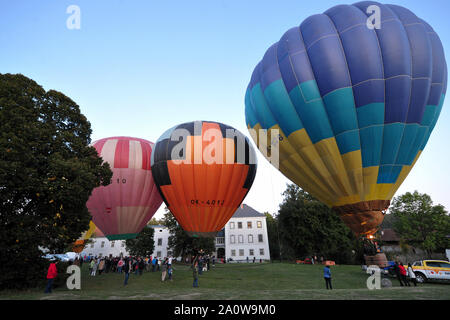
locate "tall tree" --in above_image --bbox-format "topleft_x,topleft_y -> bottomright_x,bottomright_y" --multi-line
264,212 -> 282,261
0,74 -> 112,289
125,227 -> 155,257
277,184 -> 362,264
390,191 -> 450,256
161,208 -> 215,260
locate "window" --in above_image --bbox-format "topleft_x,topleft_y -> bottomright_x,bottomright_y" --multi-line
237,222 -> 242,229
248,235 -> 253,243
231,250 -> 236,256
426,262 -> 441,267
439,262 -> 450,268
230,222 -> 235,229
239,249 -> 244,256
230,235 -> 235,244
258,234 -> 263,243
90,243 -> 94,248
260,248 -> 265,255
157,251 -> 161,257
249,249 -> 254,256
238,235 -> 243,243
157,238 -> 163,246
101,241 -> 105,248
216,237 -> 225,244
257,221 -> 262,228
247,221 -> 252,229
121,242 -> 125,247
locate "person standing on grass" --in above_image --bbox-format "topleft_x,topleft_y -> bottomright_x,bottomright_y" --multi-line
407,263 -> 417,287
192,260 -> 199,288
399,262 -> 410,286
394,261 -> 404,286
98,258 -> 105,275
91,258 -> 98,276
168,264 -> 173,281
123,257 -> 131,286
44,259 -> 58,293
161,258 -> 168,281
323,265 -> 332,290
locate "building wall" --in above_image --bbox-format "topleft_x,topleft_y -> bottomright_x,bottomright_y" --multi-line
80,217 -> 271,262
224,216 -> 271,262
80,225 -> 172,259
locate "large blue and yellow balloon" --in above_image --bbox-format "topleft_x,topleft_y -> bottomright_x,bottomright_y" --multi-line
245,2 -> 447,236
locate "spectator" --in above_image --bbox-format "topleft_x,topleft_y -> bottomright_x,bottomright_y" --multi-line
44,259 -> 58,293
323,265 -> 332,290
399,262 -> 410,286
407,263 -> 417,287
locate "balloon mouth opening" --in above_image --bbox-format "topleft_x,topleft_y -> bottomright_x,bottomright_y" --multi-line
105,233 -> 138,241
185,231 -> 219,238
333,200 -> 390,236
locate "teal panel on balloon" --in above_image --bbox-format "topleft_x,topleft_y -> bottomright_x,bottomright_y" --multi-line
360,125 -> 383,168
356,103 -> 385,128
263,79 -> 304,136
249,83 -> 277,129
245,88 -> 259,128
395,124 -> 420,165
380,123 -> 405,165
377,165 -> 403,184
322,87 -> 358,135
420,105 -> 436,126
335,130 -> 361,154
288,80 -> 334,143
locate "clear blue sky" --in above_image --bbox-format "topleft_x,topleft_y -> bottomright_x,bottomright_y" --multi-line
1,0 -> 449,218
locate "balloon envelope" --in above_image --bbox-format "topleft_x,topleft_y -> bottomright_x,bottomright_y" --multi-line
86,137 -> 163,240
72,221 -> 96,253
245,2 -> 447,236
151,121 -> 257,237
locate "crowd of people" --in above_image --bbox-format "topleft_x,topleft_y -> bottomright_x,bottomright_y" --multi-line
61,253 -> 215,288
392,261 -> 418,287
75,255 -> 177,285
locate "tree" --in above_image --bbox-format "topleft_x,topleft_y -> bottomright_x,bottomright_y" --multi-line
125,227 -> 155,257
0,74 -> 112,289
277,184 -> 362,264
390,191 -> 450,256
264,212 -> 281,261
161,208 -> 215,260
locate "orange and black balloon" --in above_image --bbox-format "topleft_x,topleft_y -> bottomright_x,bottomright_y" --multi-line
151,121 -> 257,237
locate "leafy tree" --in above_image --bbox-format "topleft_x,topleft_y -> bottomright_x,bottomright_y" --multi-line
125,227 -> 155,257
0,74 -> 112,289
264,212 -> 282,261
277,184 -> 362,264
390,191 -> 450,256
161,208 -> 215,260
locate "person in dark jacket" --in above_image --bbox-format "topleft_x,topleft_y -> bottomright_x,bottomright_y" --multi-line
44,259 -> 58,293
123,258 -> 132,286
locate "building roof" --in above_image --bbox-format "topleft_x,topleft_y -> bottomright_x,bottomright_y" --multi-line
380,228 -> 400,242
231,204 -> 265,218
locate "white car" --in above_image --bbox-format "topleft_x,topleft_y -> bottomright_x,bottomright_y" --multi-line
411,260 -> 450,283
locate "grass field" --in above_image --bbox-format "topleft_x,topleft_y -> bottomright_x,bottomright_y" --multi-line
1,262 -> 449,300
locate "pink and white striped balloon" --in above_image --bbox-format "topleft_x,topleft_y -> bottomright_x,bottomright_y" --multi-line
86,137 -> 163,240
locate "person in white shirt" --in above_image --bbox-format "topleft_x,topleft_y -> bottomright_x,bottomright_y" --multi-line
407,263 -> 417,287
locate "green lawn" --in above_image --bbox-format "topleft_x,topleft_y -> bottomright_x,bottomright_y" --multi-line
1,262 -> 449,300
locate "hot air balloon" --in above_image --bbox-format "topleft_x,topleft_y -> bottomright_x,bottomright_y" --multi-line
245,2 -> 446,237
72,221 -> 96,253
151,121 -> 257,237
86,137 -> 163,240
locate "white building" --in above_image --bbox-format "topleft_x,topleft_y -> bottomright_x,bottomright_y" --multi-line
81,204 -> 271,262
223,204 -> 271,262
